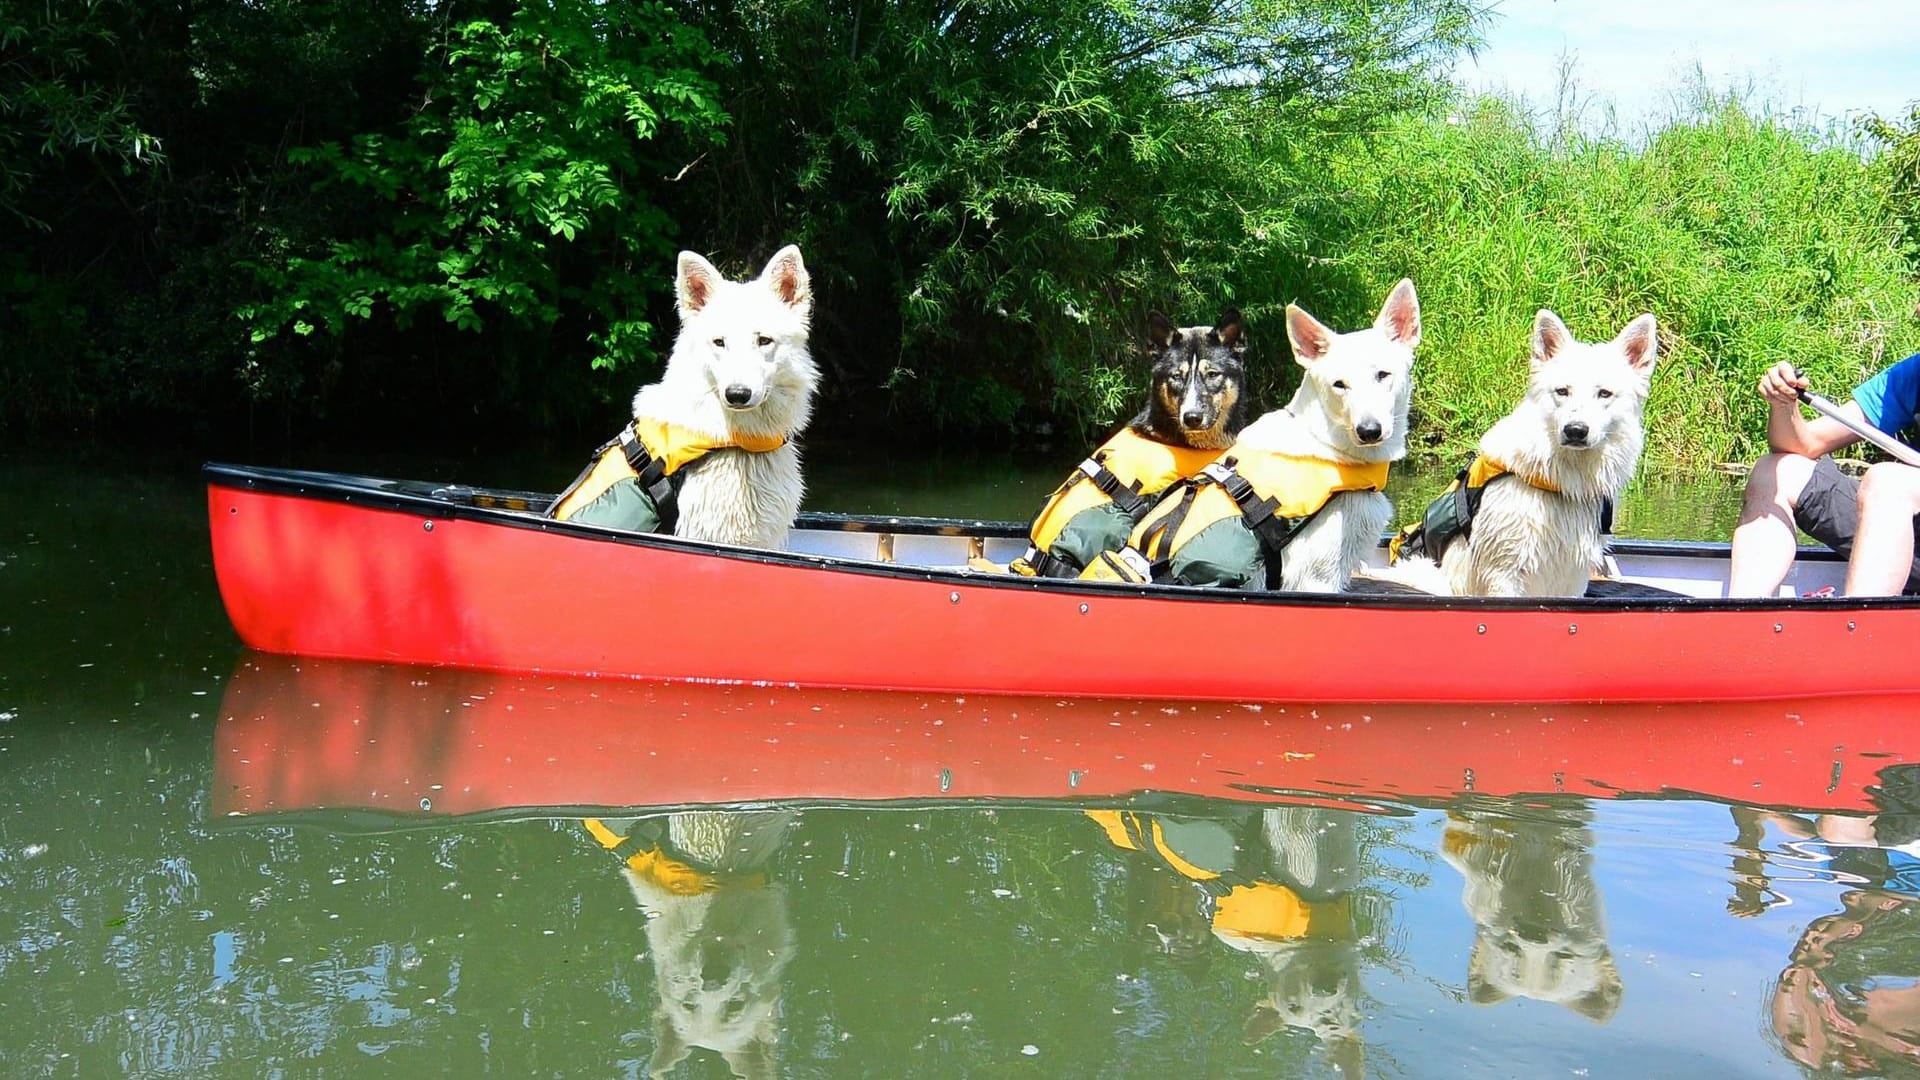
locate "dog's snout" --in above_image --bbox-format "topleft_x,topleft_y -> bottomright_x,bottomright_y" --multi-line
1355,419 -> 1383,444
1561,421 -> 1589,445
723,384 -> 754,407
1181,410 -> 1206,429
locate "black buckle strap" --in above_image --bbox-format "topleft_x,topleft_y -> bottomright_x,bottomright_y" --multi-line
1200,459 -> 1305,586
1017,544 -> 1076,578
618,426 -> 677,509
1079,456 -> 1148,518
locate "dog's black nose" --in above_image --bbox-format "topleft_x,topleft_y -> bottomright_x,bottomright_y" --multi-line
1355,419 -> 1383,443
1562,421 -> 1589,445
1182,411 -> 1206,429
724,385 -> 754,407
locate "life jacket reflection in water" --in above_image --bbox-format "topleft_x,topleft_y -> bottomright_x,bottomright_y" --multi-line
1079,449 -> 1389,589
1389,453 -> 1610,564
546,418 -> 786,533
1012,428 -> 1226,577
1086,810 -> 1352,944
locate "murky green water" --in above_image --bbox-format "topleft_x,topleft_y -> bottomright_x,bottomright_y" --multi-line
5,451 -> 1919,1078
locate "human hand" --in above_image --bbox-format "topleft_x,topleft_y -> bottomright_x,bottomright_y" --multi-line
1758,361 -> 1810,406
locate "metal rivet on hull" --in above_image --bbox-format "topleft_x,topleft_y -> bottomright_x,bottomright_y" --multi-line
1567,624 -> 1577,635
1079,603 -> 1090,615
423,520 -> 434,532
1774,623 -> 1783,633
1476,624 -> 1487,635
949,592 -> 960,604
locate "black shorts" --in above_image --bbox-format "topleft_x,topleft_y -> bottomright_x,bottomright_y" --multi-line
1792,456 -> 1920,592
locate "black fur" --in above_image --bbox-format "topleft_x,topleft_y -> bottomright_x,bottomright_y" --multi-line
1131,308 -> 1249,450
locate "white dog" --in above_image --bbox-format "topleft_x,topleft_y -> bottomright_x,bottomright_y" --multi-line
1442,803 -> 1624,1022
552,247 -> 818,548
618,811 -> 798,1080
641,248 -> 818,547
1397,310 -> 1656,597
1228,279 -> 1421,592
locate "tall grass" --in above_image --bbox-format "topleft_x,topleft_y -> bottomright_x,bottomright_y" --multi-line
1310,93 -> 1920,468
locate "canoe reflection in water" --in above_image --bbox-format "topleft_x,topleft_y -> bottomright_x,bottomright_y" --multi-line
1729,766 -> 1920,1075
1090,807 -> 1371,1076
1442,798 -> 1622,1022
581,811 -> 796,1080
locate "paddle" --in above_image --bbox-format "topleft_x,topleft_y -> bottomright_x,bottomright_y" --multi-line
1791,370 -> 1920,468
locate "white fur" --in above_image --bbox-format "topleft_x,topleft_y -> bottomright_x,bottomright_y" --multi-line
630,246 -> 819,548
1232,279 -> 1421,592
1441,806 -> 1623,1022
1420,310 -> 1657,597
622,811 -> 797,1080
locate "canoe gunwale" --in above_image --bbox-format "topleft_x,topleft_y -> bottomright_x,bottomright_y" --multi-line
202,461 -> 1897,615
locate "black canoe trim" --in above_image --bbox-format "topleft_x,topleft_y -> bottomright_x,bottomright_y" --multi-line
203,461 -> 1897,615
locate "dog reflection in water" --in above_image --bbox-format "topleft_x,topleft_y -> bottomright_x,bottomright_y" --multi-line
1091,805 -> 1367,1077
584,810 -> 796,1080
1441,798 -> 1622,1022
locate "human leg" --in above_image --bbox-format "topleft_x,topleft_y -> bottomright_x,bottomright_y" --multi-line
1842,462 -> 1920,597
1728,453 -> 1821,597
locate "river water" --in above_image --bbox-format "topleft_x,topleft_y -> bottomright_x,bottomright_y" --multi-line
4,449 -> 1918,1078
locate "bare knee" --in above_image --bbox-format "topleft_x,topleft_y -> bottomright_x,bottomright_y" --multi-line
1743,453 -> 1816,512
1858,462 -> 1920,514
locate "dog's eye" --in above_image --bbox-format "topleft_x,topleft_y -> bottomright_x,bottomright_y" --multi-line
1596,388 -> 1614,400
1331,380 -> 1348,391
711,337 -> 726,348
755,334 -> 774,348
1553,386 -> 1571,398
1374,371 -> 1390,383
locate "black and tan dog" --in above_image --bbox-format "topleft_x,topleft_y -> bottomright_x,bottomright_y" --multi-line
1013,309 -> 1249,577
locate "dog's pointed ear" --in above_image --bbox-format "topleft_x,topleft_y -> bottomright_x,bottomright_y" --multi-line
1286,303 -> 1335,366
1614,313 -> 1659,375
1374,278 -> 1420,348
1147,310 -> 1176,350
759,245 -> 811,311
1531,309 -> 1573,370
677,251 -> 721,316
1210,308 -> 1247,353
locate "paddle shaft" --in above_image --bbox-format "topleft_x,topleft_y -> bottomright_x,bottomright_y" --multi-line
1796,387 -> 1920,468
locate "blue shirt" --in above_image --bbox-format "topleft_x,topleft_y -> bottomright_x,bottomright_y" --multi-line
1854,352 -> 1920,433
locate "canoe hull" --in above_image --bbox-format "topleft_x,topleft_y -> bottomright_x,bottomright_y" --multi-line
205,465 -> 1918,703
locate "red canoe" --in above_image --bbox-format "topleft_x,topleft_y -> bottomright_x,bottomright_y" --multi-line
212,653 -> 1920,820
205,463 -> 1911,703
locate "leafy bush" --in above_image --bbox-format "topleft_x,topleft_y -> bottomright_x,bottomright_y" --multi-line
1316,94 -> 1920,467
239,0 -> 728,401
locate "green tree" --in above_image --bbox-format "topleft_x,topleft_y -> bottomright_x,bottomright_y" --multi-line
239,0 -> 728,406
676,0 -> 1483,432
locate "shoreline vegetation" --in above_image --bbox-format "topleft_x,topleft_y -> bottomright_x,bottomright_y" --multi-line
2,1 -> 1917,471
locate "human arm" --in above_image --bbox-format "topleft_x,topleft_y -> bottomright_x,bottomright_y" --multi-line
1758,362 -> 1863,457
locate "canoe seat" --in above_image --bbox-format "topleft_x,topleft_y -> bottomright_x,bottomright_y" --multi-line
1584,579 -> 1689,600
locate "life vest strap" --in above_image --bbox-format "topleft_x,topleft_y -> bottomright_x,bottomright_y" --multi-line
1079,456 -> 1148,518
617,424 -> 679,527
1012,544 -> 1075,578
1200,459 -> 1311,585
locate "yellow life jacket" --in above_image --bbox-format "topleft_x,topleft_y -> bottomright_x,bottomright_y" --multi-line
1086,810 -> 1351,943
581,817 -> 768,894
546,418 -> 786,530
1389,454 -> 1609,563
1012,428 -> 1226,577
1084,449 -> 1389,588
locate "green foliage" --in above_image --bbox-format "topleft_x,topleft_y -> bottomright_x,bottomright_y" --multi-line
1865,104 -> 1920,263
0,0 -> 163,229
1318,93 -> 1920,467
680,0 -> 1482,432
239,1 -> 728,392
2,1 -> 1916,473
